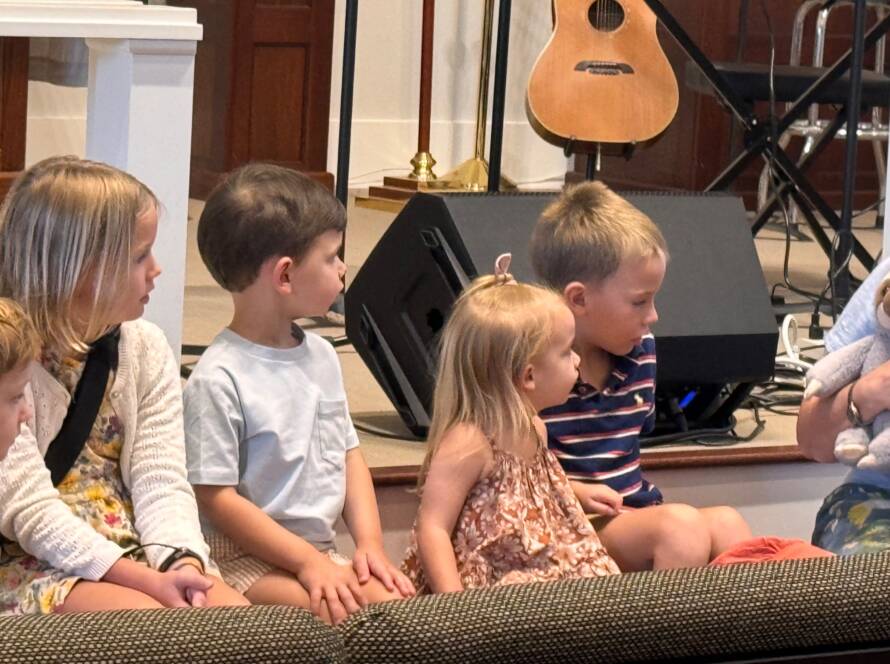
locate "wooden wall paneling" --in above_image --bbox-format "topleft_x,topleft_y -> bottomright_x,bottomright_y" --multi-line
174,0 -> 334,198
236,0 -> 334,189
187,0 -> 236,197
0,37 -> 28,199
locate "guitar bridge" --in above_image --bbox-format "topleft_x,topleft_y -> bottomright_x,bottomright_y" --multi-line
575,60 -> 635,76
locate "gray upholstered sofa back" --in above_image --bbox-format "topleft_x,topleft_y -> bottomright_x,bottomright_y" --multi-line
2,552 -> 890,663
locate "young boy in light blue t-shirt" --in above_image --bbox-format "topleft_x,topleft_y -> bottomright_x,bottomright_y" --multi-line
183,164 -> 414,625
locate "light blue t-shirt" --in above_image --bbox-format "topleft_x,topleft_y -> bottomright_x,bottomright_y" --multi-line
183,326 -> 359,550
821,257 -> 890,492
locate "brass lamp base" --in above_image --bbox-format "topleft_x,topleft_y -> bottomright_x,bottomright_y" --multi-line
408,151 -> 437,182
440,157 -> 516,192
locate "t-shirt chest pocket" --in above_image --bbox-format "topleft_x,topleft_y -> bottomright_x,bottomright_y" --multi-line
315,399 -> 348,469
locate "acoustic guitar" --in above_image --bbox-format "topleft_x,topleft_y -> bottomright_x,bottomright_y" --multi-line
527,0 -> 679,146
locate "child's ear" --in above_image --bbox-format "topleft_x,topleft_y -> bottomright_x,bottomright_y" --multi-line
271,256 -> 295,294
563,281 -> 587,314
520,363 -> 535,393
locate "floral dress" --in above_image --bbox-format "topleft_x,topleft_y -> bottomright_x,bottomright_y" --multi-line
402,437 -> 620,593
0,351 -> 142,614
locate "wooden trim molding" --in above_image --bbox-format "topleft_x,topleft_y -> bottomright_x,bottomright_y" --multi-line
0,37 -> 28,200
369,445 -> 811,487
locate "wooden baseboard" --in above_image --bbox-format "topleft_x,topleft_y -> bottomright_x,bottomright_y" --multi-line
369,445 -> 811,487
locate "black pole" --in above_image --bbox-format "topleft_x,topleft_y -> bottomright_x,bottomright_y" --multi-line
834,0 -> 867,307
336,0 -> 359,206
487,0 -> 511,192
330,0 -> 358,318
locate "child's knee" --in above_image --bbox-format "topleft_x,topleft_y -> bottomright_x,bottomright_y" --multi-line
702,505 -> 752,555
657,503 -> 709,536
652,504 -> 711,566
359,577 -> 404,604
705,506 -> 750,536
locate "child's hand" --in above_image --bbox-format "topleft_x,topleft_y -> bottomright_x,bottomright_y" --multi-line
573,482 -> 623,517
168,558 -> 212,607
353,545 -> 416,598
150,565 -> 214,608
297,554 -> 366,625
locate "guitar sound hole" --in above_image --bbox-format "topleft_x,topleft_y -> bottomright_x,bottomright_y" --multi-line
588,0 -> 625,32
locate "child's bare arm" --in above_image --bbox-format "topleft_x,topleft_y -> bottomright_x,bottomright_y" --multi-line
194,484 -> 363,621
342,448 -> 415,597
416,424 -> 492,594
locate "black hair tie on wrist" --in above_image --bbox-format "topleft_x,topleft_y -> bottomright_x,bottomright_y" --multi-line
124,543 -> 205,574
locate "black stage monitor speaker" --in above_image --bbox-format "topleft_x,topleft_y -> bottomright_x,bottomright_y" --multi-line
345,191 -> 777,439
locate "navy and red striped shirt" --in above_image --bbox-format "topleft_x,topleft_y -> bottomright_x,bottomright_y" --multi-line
540,334 -> 663,509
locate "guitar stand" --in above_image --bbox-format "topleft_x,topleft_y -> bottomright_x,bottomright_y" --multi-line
645,0 -> 887,305
564,141 -> 636,181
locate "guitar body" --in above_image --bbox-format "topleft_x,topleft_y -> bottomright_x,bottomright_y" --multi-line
527,0 -> 679,146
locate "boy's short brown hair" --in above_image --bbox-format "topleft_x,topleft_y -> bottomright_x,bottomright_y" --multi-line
197,163 -> 346,292
0,298 -> 39,374
530,181 -> 667,290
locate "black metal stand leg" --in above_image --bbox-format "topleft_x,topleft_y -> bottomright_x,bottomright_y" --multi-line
751,112 -> 847,235
585,152 -> 596,180
336,0 -> 358,207
487,0 -> 511,193
771,147 -> 874,271
644,0 -> 883,315
330,0 -> 359,318
835,0 -> 868,305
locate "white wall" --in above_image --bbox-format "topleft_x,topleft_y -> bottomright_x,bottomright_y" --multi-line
25,80 -> 87,166
328,0 -> 569,186
26,1 -> 569,186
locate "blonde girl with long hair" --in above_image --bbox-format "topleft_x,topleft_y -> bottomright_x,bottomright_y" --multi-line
401,261 -> 620,593
0,156 -> 249,613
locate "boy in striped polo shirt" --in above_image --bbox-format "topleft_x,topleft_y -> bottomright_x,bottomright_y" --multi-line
530,182 -> 751,571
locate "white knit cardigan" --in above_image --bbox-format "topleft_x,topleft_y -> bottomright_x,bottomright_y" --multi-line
0,319 -> 212,581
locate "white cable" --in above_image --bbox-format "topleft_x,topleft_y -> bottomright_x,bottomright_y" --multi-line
780,314 -> 799,361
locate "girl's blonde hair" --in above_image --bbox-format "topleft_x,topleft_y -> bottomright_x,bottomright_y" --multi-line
0,156 -> 157,355
419,275 -> 567,487
0,298 -> 39,374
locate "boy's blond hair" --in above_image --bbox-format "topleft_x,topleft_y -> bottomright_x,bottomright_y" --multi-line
0,298 -> 39,374
419,276 -> 566,488
0,156 -> 157,356
530,181 -> 668,289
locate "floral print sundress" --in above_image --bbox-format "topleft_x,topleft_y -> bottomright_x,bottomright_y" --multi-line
402,435 -> 620,593
0,351 -> 142,614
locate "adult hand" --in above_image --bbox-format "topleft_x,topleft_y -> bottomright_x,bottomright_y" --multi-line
851,360 -> 890,423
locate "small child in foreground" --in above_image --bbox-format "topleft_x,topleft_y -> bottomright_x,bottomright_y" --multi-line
402,261 -> 620,593
185,163 -> 413,625
0,299 -> 38,461
530,182 -> 753,570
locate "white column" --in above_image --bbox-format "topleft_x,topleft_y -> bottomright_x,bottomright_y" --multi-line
85,37 -> 197,361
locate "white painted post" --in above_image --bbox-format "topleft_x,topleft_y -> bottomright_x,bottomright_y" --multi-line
85,38 -> 197,360
0,2 -> 202,360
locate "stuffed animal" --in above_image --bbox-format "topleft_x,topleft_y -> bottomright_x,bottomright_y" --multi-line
804,276 -> 890,470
